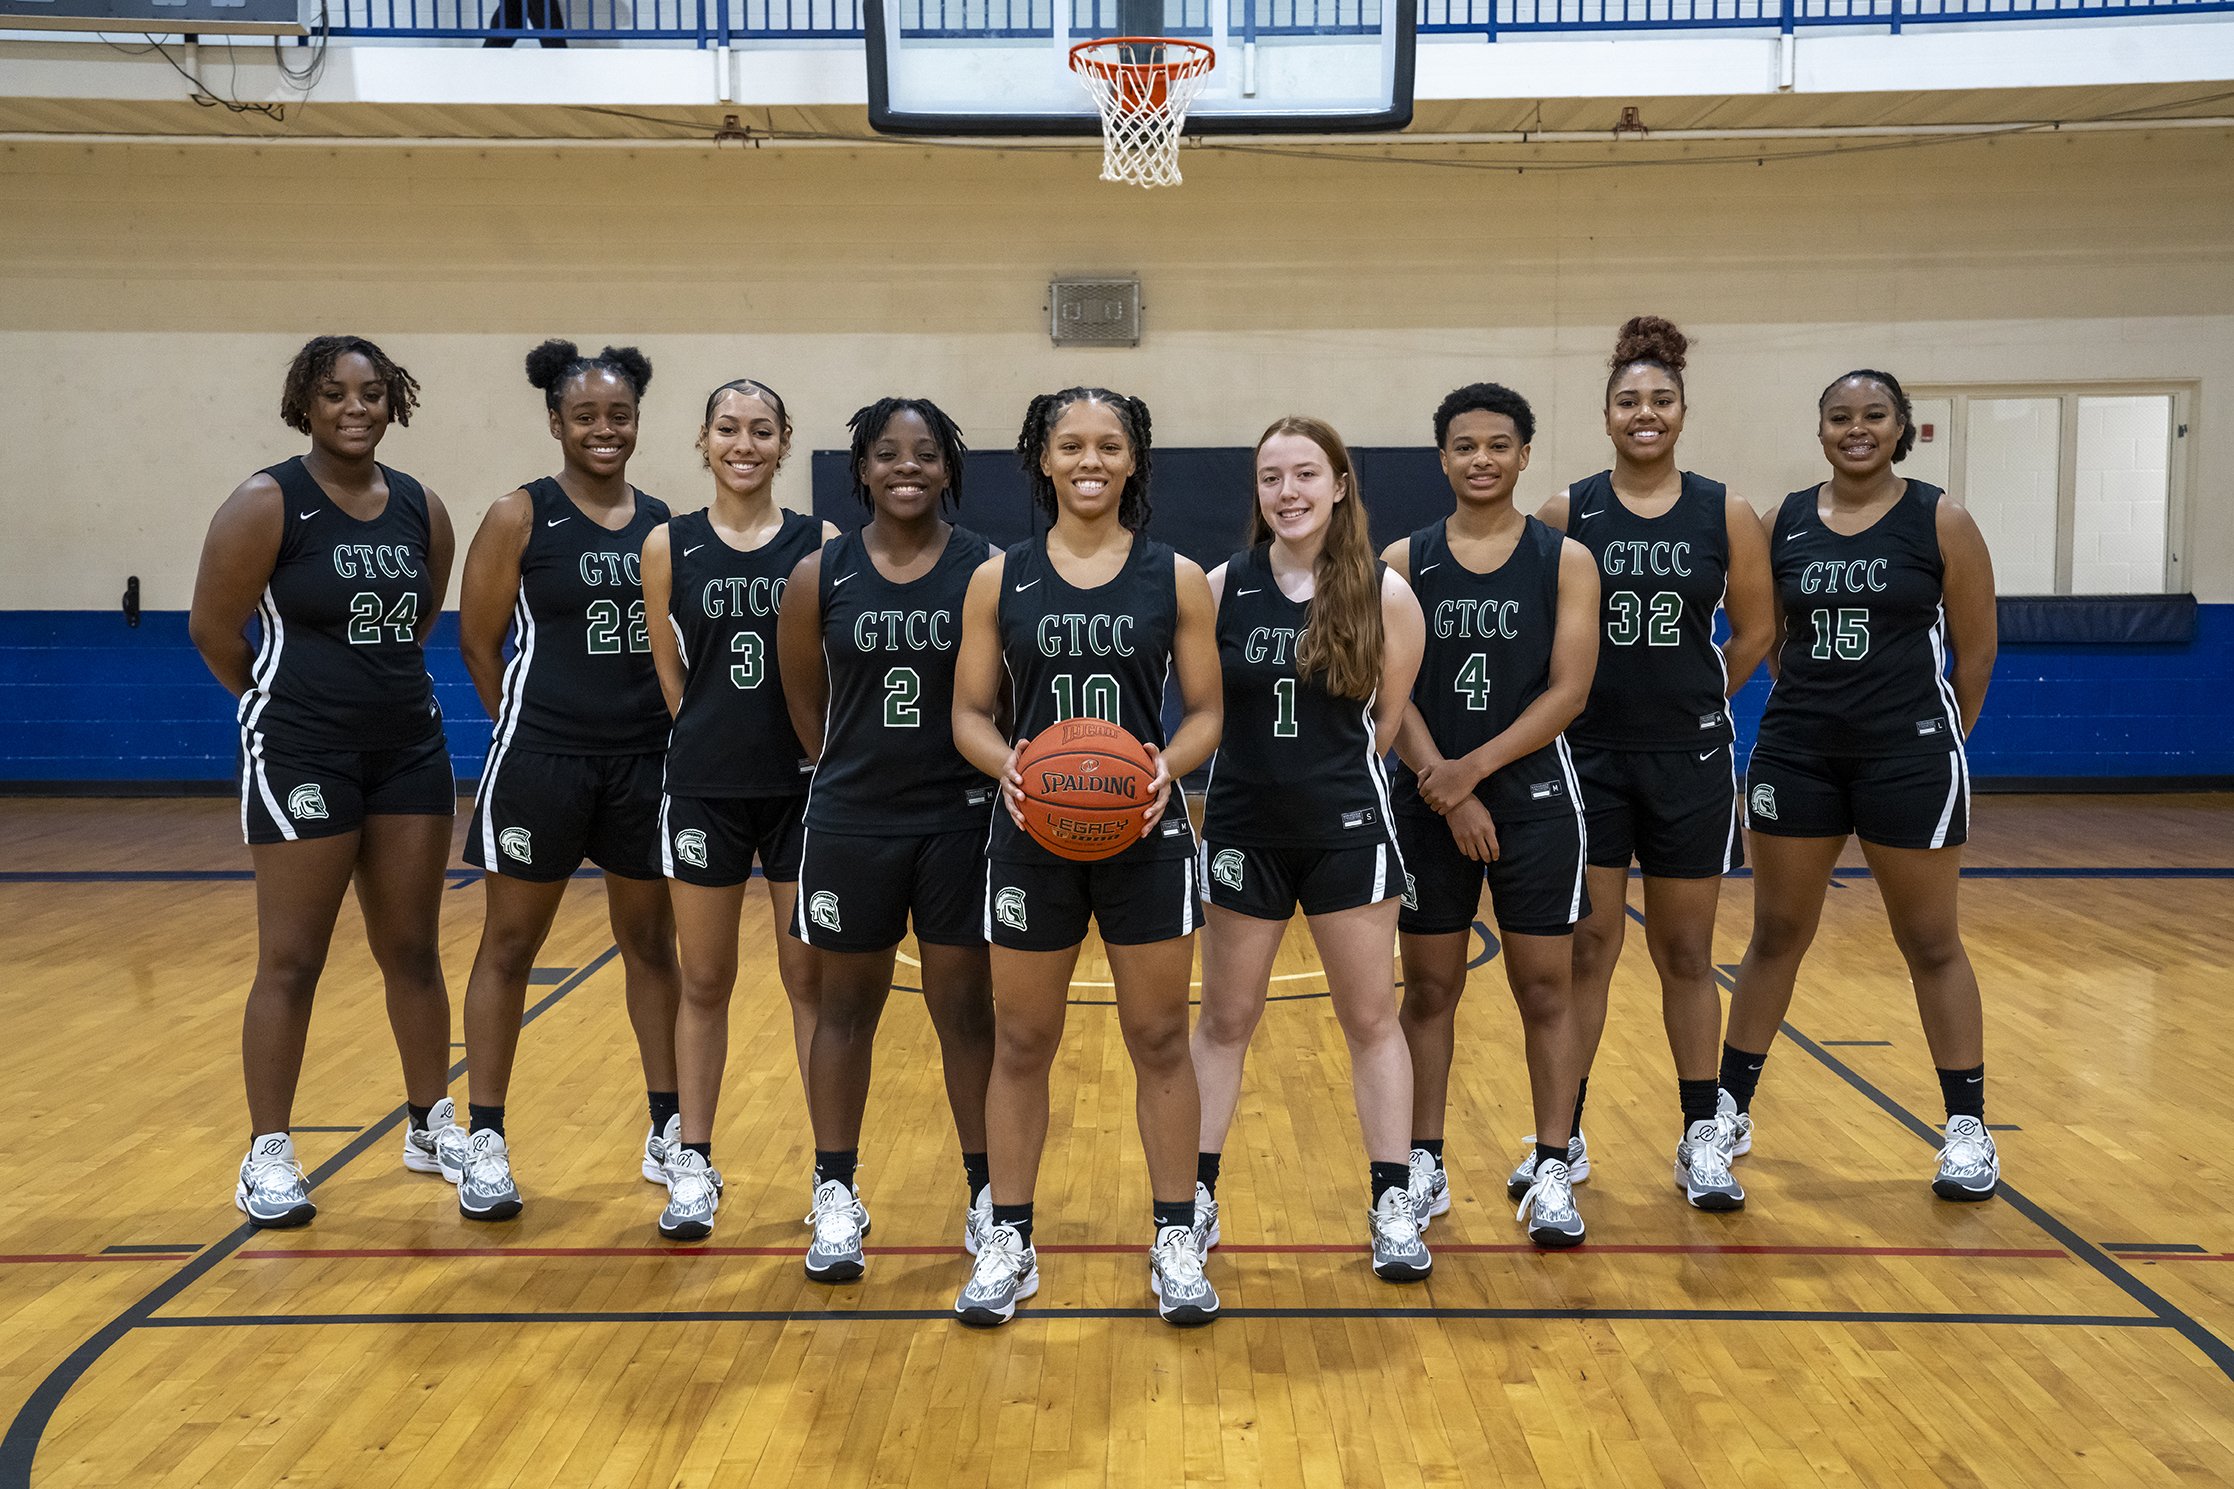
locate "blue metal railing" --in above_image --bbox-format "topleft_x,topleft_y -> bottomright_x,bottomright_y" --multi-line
318,0 -> 2232,45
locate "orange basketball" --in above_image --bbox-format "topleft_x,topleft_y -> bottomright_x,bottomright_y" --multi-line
1014,718 -> 1158,862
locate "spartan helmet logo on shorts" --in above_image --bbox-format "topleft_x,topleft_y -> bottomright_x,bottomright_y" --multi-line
1210,849 -> 1245,892
1401,872 -> 1419,912
994,886 -> 1028,932
809,891 -> 842,933
499,827 -> 534,864
1749,783 -> 1779,822
286,783 -> 328,821
674,829 -> 709,869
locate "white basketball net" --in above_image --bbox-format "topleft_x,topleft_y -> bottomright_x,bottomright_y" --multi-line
1069,39 -> 1216,190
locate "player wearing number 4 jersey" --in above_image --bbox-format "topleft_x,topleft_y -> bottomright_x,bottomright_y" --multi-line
191,336 -> 460,1227
1724,369 -> 2002,1203
777,398 -> 1000,1282
1536,317 -> 1775,1214
640,377 -> 836,1241
449,341 -> 683,1223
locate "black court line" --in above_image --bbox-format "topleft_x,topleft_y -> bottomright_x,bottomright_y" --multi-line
0,945 -> 621,1489
288,1126 -> 364,1133
1820,1040 -> 1892,1047
98,1246 -> 199,1256
2107,1244 -> 2207,1254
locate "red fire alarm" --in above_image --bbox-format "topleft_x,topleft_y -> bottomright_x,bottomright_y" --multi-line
1919,424 -> 1935,442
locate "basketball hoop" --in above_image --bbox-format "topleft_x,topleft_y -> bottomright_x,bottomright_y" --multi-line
1068,37 -> 1216,190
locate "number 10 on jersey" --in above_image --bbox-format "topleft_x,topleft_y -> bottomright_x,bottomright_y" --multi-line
1050,674 -> 1120,722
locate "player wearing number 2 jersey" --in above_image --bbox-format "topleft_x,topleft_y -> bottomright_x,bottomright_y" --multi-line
950,388 -> 1224,1329
1723,369 -> 2001,1204
448,341 -> 683,1225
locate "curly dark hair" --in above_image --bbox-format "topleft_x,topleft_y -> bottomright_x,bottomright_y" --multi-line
525,339 -> 653,412
1017,388 -> 1154,531
280,335 -> 421,434
1433,382 -> 1535,448
1818,368 -> 1917,463
847,397 -> 968,514
1606,314 -> 1689,404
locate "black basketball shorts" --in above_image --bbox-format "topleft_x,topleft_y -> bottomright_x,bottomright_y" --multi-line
1396,809 -> 1590,939
1744,746 -> 1971,850
1573,742 -> 1744,879
792,826 -> 988,953
661,793 -> 806,888
240,728 -> 455,846
1200,838 -> 1405,921
466,748 -> 664,883
984,852 -> 1200,952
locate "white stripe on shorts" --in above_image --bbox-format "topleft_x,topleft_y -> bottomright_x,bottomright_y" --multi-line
1928,747 -> 1966,850
1371,842 -> 1387,904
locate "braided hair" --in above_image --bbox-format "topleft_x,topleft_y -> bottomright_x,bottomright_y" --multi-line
1016,387 -> 1154,531
524,339 -> 653,412
847,397 -> 969,513
280,335 -> 421,433
1818,368 -> 1917,462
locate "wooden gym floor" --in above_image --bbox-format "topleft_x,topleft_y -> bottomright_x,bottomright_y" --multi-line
0,794 -> 2229,1487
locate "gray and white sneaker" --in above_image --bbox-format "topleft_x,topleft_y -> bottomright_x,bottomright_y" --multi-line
805,1178 -> 868,1282
1149,1224 -> 1220,1325
1506,1131 -> 1590,1201
1516,1157 -> 1586,1249
964,1185 -> 994,1256
1674,1121 -> 1746,1211
235,1132 -> 316,1229
955,1222 -> 1038,1327
1933,1115 -> 2000,1201
1191,1180 -> 1221,1255
1406,1148 -> 1450,1231
457,1128 -> 523,1222
659,1148 -> 723,1241
802,1183 -> 872,1236
405,1096 -> 468,1180
1716,1088 -> 1753,1157
643,1113 -> 681,1185
1369,1186 -> 1433,1282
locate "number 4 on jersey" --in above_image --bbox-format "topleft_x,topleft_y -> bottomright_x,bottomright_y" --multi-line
347,591 -> 417,645
1454,652 -> 1491,711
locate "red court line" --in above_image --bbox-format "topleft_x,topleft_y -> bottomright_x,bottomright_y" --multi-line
235,1242 -> 2070,1261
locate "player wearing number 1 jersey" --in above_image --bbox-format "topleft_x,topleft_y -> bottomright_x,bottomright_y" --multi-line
1723,370 -> 2001,1202
449,341 -> 682,1224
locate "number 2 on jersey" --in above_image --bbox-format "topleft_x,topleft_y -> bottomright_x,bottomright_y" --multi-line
347,591 -> 417,645
1607,591 -> 1681,647
587,599 -> 650,655
884,666 -> 921,727
1049,673 -> 1120,722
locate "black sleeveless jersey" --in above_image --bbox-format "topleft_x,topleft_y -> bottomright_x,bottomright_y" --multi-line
489,478 -> 671,757
1203,545 -> 1399,851
990,531 -> 1196,865
806,524 -> 996,836
1757,481 -> 1963,759
239,456 -> 443,751
662,507 -> 820,798
1394,516 -> 1581,825
1566,471 -> 1735,750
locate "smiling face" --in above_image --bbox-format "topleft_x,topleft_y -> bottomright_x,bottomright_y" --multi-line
862,408 -> 949,522
1818,377 -> 1905,480
1606,363 -> 1685,464
307,350 -> 391,461
1255,431 -> 1346,550
1439,409 -> 1530,509
550,366 -> 639,479
1039,399 -> 1135,521
703,388 -> 788,501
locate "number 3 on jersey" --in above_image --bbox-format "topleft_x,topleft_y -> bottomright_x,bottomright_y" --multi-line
730,631 -> 763,689
1049,673 -> 1120,722
1607,591 -> 1681,647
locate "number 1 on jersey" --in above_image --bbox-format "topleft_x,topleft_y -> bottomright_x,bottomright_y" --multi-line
1809,608 -> 1870,661
1049,673 -> 1120,722
1273,677 -> 1298,738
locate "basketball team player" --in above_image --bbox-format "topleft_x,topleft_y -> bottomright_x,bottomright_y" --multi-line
1388,383 -> 1604,1249
1189,417 -> 1432,1282
1722,370 -> 2002,1199
638,378 -> 836,1241
190,336 -> 459,1227
949,388 -> 1225,1327
446,342 -> 682,1221
1535,317 -> 1775,1211
775,398 -> 1001,1283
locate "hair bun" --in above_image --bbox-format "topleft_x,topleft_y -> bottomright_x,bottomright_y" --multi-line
600,345 -> 653,396
1611,315 -> 1688,376
524,338 -> 581,391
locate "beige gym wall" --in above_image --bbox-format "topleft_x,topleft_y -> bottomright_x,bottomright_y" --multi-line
3,125 -> 2228,609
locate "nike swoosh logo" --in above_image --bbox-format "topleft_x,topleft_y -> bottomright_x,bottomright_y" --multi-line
682,545 -> 703,556
298,510 -> 320,520
1236,588 -> 1261,596
1417,563 -> 1440,574
834,573 -> 858,587
547,518 -> 571,527
1699,750 -> 1719,761
1014,579 -> 1040,592
1577,509 -> 1603,519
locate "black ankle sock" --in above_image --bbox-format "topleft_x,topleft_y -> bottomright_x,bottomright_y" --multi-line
1720,1042 -> 1768,1113
647,1090 -> 680,1132
1370,1160 -> 1410,1206
468,1103 -> 504,1137
1413,1137 -> 1444,1162
1570,1076 -> 1589,1136
1536,1142 -> 1567,1173
683,1140 -> 712,1163
1938,1064 -> 1986,1121
406,1102 -> 432,1132
814,1148 -> 858,1189
992,1201 -> 1033,1244
1678,1077 -> 1719,1129
1152,1198 -> 1196,1235
962,1151 -> 990,1196
1197,1150 -> 1222,1197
